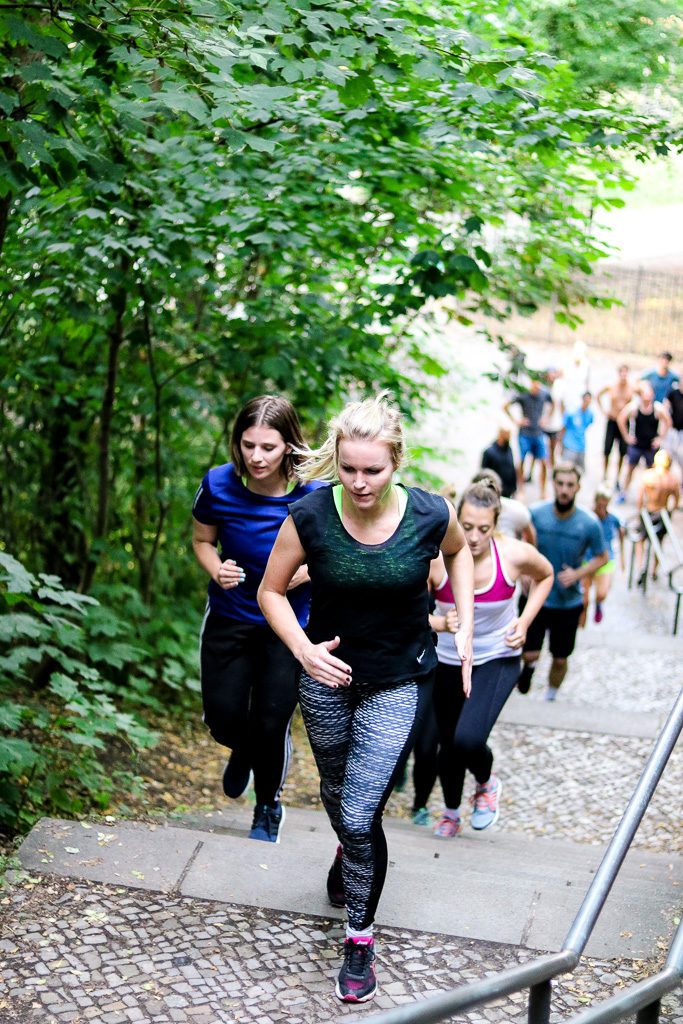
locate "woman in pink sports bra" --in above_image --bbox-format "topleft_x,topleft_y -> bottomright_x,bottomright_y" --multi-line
429,478 -> 553,837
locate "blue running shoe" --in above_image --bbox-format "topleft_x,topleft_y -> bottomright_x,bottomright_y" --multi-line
249,802 -> 285,842
470,774 -> 501,830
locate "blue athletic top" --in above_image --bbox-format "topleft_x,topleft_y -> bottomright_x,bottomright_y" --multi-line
192,463 -> 325,625
530,501 -> 606,609
598,512 -> 622,561
562,407 -> 593,453
641,368 -> 679,405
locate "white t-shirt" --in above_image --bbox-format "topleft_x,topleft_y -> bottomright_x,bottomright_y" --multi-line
546,379 -> 565,433
497,498 -> 531,538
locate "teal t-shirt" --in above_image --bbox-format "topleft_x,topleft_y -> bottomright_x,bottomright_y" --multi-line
530,501 -> 606,609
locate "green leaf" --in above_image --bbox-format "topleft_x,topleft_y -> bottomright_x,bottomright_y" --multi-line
0,737 -> 39,773
0,553 -> 35,594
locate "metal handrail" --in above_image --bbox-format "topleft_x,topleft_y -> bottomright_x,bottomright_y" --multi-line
659,509 -> 683,563
562,918 -> 683,1024
637,509 -> 669,596
627,508 -> 683,632
361,686 -> 683,1024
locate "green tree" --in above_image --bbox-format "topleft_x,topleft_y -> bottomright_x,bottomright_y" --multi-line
1,0 -> 679,606
525,0 -> 682,99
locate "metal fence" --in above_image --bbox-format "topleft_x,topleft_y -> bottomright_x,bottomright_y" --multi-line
492,265 -> 682,359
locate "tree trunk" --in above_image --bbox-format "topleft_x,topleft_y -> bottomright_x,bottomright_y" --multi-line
79,275 -> 128,593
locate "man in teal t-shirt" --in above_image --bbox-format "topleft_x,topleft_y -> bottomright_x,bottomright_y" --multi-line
517,463 -> 607,701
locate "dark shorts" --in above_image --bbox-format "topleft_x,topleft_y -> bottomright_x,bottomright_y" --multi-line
603,418 -> 627,459
522,603 -> 583,660
635,511 -> 666,543
627,444 -> 656,468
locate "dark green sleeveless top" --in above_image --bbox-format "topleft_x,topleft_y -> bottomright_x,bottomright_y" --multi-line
289,485 -> 449,684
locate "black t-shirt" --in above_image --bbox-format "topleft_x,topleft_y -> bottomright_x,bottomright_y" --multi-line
290,485 -> 450,684
634,408 -> 658,448
481,442 -> 517,498
667,387 -> 683,431
512,389 -> 551,438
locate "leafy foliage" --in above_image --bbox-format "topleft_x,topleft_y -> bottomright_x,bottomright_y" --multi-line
525,0 -> 682,99
2,0 -> 678,602
0,553 -> 187,832
0,2 -> 680,839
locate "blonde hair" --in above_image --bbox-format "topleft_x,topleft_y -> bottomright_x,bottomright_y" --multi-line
297,392 -> 405,483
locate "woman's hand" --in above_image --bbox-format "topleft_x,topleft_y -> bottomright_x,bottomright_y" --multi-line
504,617 -> 527,650
454,629 -> 473,698
299,636 -> 353,690
445,608 -> 459,633
215,558 -> 246,589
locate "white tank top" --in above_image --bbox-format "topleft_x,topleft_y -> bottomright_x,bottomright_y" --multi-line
435,538 -> 518,666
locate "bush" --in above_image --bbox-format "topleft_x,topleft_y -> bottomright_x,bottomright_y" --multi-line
0,553 -> 200,834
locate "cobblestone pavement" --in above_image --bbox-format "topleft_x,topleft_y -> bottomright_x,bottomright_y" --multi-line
1,879 -> 681,1024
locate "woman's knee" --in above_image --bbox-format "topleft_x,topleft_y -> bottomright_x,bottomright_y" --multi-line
452,732 -> 484,762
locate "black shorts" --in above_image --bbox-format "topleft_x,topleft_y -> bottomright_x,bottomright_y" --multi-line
603,418 -> 627,459
522,603 -> 583,659
635,511 -> 666,543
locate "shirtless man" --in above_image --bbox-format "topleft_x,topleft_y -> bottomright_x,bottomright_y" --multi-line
635,449 -> 680,584
597,364 -> 633,488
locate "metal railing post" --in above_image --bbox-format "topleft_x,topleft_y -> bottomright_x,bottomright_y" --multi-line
528,979 -> 552,1024
628,535 -> 636,588
659,509 -> 682,562
642,538 -> 650,592
635,999 -> 661,1024
563,685 -> 683,954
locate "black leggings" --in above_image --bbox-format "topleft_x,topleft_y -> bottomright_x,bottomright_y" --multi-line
434,656 -> 520,809
410,695 -> 439,811
199,609 -> 299,806
299,670 -> 433,931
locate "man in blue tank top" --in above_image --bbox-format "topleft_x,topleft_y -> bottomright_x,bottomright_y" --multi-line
517,463 -> 607,701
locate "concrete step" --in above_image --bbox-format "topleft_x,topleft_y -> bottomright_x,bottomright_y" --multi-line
17,809 -> 679,962
498,691 -> 667,738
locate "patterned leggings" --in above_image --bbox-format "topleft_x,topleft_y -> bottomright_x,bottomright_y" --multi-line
299,670 -> 432,930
